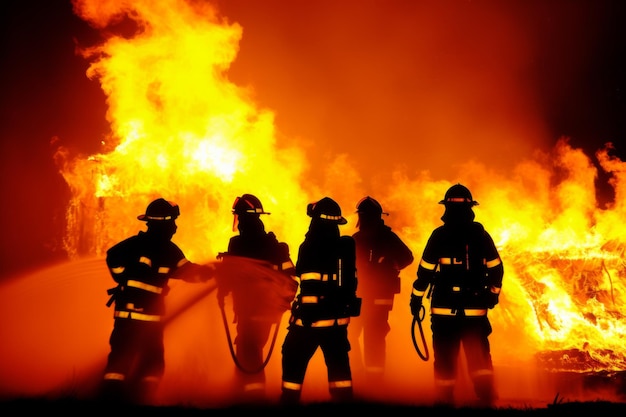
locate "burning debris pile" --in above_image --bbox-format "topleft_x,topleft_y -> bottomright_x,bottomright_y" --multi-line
510,248 -> 626,374
536,348 -> 624,373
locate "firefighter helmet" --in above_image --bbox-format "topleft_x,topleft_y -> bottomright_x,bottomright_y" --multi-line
307,197 -> 347,224
232,194 -> 270,215
356,196 -> 389,216
138,198 -> 180,221
439,184 -> 479,206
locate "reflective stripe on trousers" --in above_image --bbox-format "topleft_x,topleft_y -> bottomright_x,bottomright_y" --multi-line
431,307 -> 487,316
114,310 -> 162,322
293,317 -> 350,327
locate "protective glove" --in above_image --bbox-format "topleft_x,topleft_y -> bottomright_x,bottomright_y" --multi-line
106,284 -> 122,307
292,301 -> 312,326
290,299 -> 299,315
486,292 -> 499,309
347,296 -> 362,317
410,295 -> 423,317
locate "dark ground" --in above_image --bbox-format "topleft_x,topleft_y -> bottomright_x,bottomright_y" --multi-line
1,397 -> 626,416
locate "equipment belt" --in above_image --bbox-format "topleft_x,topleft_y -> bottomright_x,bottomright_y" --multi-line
431,307 -> 487,316
294,317 -> 350,327
114,310 -> 162,322
126,279 -> 163,294
300,272 -> 337,281
301,295 -> 319,303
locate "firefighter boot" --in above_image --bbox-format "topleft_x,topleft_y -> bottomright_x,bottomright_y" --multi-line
474,374 -> 497,408
434,385 -> 454,407
280,387 -> 301,406
133,376 -> 159,405
99,379 -> 129,404
241,381 -> 267,405
329,385 -> 353,403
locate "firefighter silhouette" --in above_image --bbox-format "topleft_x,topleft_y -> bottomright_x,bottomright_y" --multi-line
410,184 -> 504,407
280,197 -> 361,405
350,196 -> 413,385
216,194 -> 297,403
101,198 -> 216,405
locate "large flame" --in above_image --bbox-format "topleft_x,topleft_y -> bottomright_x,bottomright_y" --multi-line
55,0 -> 312,264
40,0 -> 626,405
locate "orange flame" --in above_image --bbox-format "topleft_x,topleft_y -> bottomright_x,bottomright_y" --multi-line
57,0 -> 626,380
57,0 -> 312,265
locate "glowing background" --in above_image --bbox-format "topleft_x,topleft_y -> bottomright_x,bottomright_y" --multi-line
1,0 -> 625,409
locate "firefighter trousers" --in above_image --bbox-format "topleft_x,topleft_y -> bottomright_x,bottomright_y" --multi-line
281,323 -> 353,403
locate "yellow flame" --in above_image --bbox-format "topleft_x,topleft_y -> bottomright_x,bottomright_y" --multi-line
58,0 -> 626,373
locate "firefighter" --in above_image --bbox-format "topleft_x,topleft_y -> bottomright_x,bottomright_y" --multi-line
101,198 -> 216,405
217,194 -> 297,403
350,196 -> 414,386
410,184 -> 503,407
280,197 -> 361,405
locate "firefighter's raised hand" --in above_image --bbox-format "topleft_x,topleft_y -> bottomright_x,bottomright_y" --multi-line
410,295 -> 423,317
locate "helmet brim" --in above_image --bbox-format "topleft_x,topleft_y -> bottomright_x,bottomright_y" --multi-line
439,200 -> 479,206
318,215 -> 348,225
232,210 -> 271,215
137,214 -> 178,221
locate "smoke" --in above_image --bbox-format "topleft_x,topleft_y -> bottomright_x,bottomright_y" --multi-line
214,0 -> 600,184
2,258 -> 624,407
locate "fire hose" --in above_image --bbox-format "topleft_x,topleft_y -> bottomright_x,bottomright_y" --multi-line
219,301 -> 281,374
411,304 -> 430,361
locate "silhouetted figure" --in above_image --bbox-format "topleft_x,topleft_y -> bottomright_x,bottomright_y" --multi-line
351,196 -> 413,386
101,198 -> 215,405
280,197 -> 361,405
217,194 -> 297,403
410,184 -> 504,408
